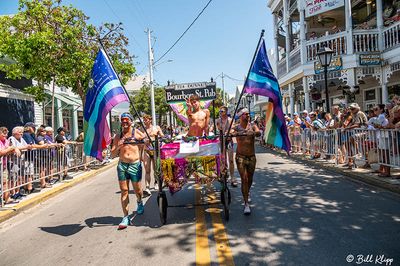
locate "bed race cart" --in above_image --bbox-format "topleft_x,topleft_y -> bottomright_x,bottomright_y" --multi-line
153,81 -> 231,225
153,133 -> 231,225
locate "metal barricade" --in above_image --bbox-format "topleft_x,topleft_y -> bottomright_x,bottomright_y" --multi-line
0,143 -> 98,207
376,129 -> 400,169
293,127 -> 400,170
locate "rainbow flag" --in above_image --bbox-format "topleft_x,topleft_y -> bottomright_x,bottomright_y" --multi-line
84,49 -> 129,160
243,39 -> 290,153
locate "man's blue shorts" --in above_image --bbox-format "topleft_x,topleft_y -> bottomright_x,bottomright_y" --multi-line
117,161 -> 142,182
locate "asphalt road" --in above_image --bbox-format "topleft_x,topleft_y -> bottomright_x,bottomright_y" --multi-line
1,147 -> 399,266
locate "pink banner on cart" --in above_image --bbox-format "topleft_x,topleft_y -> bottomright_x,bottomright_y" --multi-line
161,139 -> 220,159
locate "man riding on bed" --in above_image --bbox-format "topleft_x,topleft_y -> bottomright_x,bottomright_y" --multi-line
186,94 -> 210,137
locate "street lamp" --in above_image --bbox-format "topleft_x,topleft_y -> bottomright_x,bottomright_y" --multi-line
246,94 -> 253,116
317,45 -> 334,112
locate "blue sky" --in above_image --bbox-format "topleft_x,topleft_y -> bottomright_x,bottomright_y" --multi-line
0,0 -> 273,95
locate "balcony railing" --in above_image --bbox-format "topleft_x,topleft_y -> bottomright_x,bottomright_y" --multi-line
306,32 -> 347,62
289,47 -> 301,70
277,59 -> 287,78
383,21 -> 400,50
353,29 -> 379,52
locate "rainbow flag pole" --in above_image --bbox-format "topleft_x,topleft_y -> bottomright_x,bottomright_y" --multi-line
83,41 -> 153,160
227,30 -> 266,136
227,30 -> 291,154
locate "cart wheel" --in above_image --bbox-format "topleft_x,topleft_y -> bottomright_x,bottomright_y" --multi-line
220,188 -> 230,221
157,192 -> 168,225
220,187 -> 231,205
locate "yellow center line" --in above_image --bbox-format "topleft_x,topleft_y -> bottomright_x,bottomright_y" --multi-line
195,184 -> 211,266
208,187 -> 235,266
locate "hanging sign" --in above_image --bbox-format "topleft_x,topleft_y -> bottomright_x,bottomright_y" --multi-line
165,82 -> 217,103
305,0 -> 344,18
314,57 -> 343,74
359,54 -> 381,66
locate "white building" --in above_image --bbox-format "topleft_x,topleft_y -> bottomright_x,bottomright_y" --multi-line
268,0 -> 400,113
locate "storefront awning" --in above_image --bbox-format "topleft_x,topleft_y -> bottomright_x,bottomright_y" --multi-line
44,90 -> 82,111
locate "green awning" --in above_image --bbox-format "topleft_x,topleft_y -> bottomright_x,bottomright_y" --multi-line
44,90 -> 82,110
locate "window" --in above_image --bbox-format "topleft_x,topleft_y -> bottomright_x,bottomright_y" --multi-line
352,0 -> 377,29
62,109 -> 72,132
44,106 -> 54,126
388,84 -> 400,98
365,89 -> 376,101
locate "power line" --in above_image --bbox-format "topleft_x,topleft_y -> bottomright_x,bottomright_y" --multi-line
224,73 -> 244,82
124,0 -> 147,31
102,0 -> 147,55
214,73 -> 244,82
154,0 -> 214,64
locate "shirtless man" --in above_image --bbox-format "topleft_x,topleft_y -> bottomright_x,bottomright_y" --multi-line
186,94 -> 210,137
111,112 -> 147,229
232,107 -> 261,215
216,106 -> 237,187
142,114 -> 164,196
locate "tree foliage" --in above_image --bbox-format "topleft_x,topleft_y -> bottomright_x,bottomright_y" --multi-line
0,0 -> 135,105
208,87 -> 225,119
132,85 -> 170,125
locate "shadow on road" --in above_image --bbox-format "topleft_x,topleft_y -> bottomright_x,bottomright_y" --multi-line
223,149 -> 400,265
131,187 -> 197,228
39,224 -> 85,237
85,216 -> 121,228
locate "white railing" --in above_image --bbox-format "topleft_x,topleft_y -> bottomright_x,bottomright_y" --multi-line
353,29 -> 380,52
306,32 -> 347,62
383,21 -> 400,50
0,143 -> 98,207
289,47 -> 301,70
277,59 -> 287,78
290,128 -> 400,170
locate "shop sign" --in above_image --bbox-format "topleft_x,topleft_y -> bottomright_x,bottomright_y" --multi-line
311,92 -> 322,102
314,57 -> 343,74
359,54 -> 381,66
165,82 -> 216,103
305,0 -> 344,18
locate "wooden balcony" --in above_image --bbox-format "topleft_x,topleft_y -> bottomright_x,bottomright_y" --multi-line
306,32 -> 347,62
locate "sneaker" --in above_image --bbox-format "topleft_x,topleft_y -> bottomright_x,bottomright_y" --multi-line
63,175 -> 73,180
136,201 -> 144,215
118,215 -> 131,230
231,178 -> 238,187
143,188 -> 151,197
11,193 -> 20,200
243,204 -> 251,215
49,179 -> 59,185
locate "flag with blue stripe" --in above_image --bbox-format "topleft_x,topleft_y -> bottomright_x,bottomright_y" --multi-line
243,39 -> 290,153
84,49 -> 129,160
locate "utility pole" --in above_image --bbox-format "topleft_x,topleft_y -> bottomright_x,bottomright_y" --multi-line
221,72 -> 226,105
147,28 -> 156,127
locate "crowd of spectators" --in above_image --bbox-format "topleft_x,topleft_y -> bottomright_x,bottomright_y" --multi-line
1,123 -> 79,205
284,96 -> 400,178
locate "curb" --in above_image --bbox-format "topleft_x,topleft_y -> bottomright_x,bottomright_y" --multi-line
0,160 -> 118,224
266,148 -> 400,196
